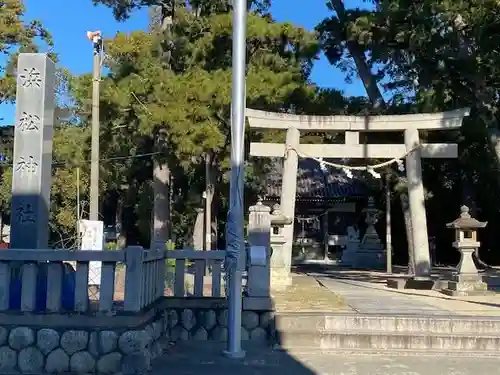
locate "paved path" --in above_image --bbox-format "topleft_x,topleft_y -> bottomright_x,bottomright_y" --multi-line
154,342 -> 498,375
316,278 -> 451,314
314,276 -> 500,316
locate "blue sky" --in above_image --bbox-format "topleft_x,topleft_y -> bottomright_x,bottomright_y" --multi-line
0,0 -> 368,125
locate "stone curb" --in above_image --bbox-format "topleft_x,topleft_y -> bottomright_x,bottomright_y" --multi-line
275,312 -> 500,335
276,331 -> 500,352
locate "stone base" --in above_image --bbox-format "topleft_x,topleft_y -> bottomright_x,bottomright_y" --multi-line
386,278 -> 408,289
352,249 -> 385,270
441,288 -> 494,297
441,277 -> 490,296
451,273 -> 483,283
340,249 -> 357,267
439,272 -> 490,296
386,277 -> 437,290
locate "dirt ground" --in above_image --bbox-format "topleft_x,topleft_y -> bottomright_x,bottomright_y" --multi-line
271,274 -> 345,312
106,268 -> 345,313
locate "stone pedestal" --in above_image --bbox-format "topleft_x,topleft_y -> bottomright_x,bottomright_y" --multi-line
354,241 -> 385,270
442,248 -> 488,296
443,274 -> 488,296
340,226 -> 360,266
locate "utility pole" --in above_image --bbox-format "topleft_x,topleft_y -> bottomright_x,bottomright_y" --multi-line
87,30 -> 102,221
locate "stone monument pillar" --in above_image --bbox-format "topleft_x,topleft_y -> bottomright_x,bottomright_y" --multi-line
10,54 -> 55,249
354,197 -> 385,269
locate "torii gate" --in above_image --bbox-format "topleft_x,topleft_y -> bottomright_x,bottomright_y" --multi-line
247,108 -> 470,278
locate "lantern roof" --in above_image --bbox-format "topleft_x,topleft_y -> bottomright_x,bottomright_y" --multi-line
446,206 -> 487,229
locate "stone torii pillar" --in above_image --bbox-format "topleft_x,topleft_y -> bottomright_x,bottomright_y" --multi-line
279,127 -> 299,272
247,108 -> 470,278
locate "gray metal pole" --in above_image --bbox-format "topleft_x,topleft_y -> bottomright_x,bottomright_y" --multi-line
89,32 -> 102,221
223,0 -> 247,359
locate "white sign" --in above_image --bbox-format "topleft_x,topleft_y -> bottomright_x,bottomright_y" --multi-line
80,220 -> 104,286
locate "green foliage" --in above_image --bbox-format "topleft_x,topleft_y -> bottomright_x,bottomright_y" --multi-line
105,241 -> 118,250
0,0 -> 54,107
92,0 -> 273,21
165,240 -> 176,268
67,1 -> 339,246
316,0 -> 500,262
8,0 -> 500,261
0,125 -> 89,245
0,1 -> 84,245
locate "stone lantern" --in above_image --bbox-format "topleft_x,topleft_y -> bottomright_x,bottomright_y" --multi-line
362,197 -> 381,242
354,197 -> 384,269
442,205 -> 489,296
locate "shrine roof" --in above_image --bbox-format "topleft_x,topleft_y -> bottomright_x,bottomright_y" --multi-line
263,158 -> 368,200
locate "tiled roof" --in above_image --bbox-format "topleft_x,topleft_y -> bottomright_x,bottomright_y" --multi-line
263,157 -> 367,199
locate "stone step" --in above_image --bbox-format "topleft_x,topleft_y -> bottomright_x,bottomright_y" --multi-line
276,313 -> 500,335
276,331 -> 500,353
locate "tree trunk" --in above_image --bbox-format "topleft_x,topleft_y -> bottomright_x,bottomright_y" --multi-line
488,127 -> 500,177
116,195 -> 126,249
329,0 -> 385,108
150,2 -> 174,249
152,129 -> 171,248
